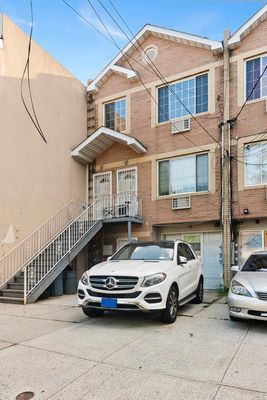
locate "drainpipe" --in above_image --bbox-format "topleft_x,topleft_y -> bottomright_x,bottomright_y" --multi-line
85,165 -> 89,208
222,29 -> 232,287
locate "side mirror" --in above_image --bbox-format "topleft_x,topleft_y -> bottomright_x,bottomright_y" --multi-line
231,265 -> 239,272
179,256 -> 188,265
107,256 -> 112,261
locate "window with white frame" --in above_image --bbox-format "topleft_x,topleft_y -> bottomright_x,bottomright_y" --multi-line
157,73 -> 208,123
104,98 -> 126,132
245,142 -> 267,186
246,55 -> 267,101
158,153 -> 209,196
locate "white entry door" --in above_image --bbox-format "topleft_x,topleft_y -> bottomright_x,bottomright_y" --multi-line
93,172 -> 112,219
116,168 -> 137,217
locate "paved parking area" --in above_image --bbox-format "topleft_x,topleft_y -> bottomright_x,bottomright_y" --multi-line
0,293 -> 266,400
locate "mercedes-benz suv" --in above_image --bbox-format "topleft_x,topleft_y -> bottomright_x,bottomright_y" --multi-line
78,240 -> 204,323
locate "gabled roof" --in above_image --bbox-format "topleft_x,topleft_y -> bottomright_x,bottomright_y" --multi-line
229,4 -> 267,49
71,126 -> 147,164
87,24 -> 223,93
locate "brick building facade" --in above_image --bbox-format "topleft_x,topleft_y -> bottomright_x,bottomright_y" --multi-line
72,5 -> 267,289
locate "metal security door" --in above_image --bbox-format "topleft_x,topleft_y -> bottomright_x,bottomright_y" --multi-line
93,172 -> 112,219
117,168 -> 137,217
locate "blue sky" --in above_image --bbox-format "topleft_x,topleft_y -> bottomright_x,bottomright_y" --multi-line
1,0 -> 267,84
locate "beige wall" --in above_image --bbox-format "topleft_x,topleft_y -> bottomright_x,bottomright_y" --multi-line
0,16 -> 87,257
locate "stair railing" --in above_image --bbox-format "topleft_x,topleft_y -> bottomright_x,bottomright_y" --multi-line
0,200 -> 85,289
24,197 -> 101,303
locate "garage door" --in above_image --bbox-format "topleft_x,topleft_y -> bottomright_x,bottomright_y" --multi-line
165,232 -> 223,290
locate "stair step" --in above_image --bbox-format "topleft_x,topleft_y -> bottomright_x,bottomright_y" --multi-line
0,296 -> 24,304
15,277 -> 24,283
1,289 -> 24,298
8,282 -> 24,290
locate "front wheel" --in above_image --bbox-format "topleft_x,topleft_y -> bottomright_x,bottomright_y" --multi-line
161,285 -> 178,324
82,307 -> 104,318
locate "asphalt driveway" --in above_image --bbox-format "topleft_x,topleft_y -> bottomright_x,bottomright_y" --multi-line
0,293 -> 266,400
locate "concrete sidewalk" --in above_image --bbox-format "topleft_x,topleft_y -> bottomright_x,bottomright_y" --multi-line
0,293 -> 266,400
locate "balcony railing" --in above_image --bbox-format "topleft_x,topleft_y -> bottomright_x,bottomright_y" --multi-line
93,193 -> 142,220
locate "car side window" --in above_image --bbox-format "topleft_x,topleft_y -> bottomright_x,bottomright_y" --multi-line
177,243 -> 188,263
179,243 -> 195,261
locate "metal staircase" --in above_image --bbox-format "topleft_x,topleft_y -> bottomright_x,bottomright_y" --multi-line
0,194 -> 142,304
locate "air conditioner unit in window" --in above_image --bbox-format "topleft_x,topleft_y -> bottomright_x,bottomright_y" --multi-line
172,196 -> 191,210
171,118 -> 190,134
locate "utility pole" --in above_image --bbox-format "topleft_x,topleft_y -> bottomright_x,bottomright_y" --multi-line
222,29 -> 232,287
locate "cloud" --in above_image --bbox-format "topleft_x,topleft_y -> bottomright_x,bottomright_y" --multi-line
14,19 -> 36,28
79,7 -> 126,39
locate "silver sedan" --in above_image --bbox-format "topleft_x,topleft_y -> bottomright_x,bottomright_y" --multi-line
228,251 -> 267,322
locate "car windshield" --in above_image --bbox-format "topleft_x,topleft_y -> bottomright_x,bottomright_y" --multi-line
111,243 -> 174,261
242,254 -> 267,272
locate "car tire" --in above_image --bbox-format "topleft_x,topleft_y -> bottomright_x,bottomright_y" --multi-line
161,285 -> 178,324
230,315 -> 242,322
193,277 -> 204,304
82,307 -> 104,318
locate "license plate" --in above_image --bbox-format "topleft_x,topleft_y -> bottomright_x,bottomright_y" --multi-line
261,313 -> 267,317
101,298 -> 117,308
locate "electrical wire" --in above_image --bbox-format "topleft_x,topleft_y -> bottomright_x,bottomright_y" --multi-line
21,0 -> 47,143
97,0 -> 223,149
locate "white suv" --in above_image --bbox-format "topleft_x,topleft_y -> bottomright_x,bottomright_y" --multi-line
78,240 -> 204,323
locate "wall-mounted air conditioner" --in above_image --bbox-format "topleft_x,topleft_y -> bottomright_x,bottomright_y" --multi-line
171,118 -> 190,134
172,196 -> 191,210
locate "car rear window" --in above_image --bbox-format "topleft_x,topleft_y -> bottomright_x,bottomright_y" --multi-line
112,243 -> 174,261
242,254 -> 267,272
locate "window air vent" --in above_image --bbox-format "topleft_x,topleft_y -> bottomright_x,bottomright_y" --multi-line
172,196 -> 191,210
171,118 -> 190,134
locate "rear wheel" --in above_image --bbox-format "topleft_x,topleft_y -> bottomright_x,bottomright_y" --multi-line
82,307 -> 104,318
161,285 -> 178,324
193,277 -> 204,304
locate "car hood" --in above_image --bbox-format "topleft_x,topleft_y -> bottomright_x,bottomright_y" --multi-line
234,271 -> 267,293
88,260 -> 171,277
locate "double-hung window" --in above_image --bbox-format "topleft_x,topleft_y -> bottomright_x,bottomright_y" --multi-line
104,98 -> 126,132
245,143 -> 267,186
158,74 -> 208,123
246,55 -> 267,100
158,153 -> 209,196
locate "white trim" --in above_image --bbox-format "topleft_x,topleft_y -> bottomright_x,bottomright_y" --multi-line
88,65 -> 138,92
116,166 -> 138,194
93,171 -> 112,198
229,5 -> 267,49
71,127 -> 146,165
87,24 -> 222,92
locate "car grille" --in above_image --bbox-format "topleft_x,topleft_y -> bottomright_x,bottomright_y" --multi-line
89,275 -> 139,291
256,292 -> 267,301
87,289 -> 141,299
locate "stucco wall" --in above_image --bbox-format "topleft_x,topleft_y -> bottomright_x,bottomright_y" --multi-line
0,16 -> 87,257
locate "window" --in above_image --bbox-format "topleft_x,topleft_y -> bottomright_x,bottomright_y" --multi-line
246,56 -> 267,100
144,46 -> 157,63
158,153 -> 209,196
158,74 -> 208,123
104,98 -> 126,132
112,242 -> 174,261
178,243 -> 195,261
245,143 -> 267,186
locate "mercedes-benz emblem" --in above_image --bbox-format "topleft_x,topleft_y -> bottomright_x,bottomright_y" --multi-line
105,277 -> 116,289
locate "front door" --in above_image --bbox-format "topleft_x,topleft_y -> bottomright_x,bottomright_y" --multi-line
93,172 -> 112,219
117,168 -> 137,217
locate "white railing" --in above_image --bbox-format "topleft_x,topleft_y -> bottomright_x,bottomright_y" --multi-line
94,193 -> 142,220
24,198 -> 98,302
0,200 -> 85,289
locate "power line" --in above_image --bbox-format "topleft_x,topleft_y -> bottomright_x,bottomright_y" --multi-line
21,0 -> 47,143
97,0 -> 223,149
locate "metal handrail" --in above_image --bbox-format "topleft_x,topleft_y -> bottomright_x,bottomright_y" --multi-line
0,200 -> 85,288
23,193 -> 142,303
24,198 -> 99,302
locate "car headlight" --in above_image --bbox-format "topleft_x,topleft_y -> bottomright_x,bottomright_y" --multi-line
141,273 -> 166,287
81,272 -> 89,286
231,280 -> 252,297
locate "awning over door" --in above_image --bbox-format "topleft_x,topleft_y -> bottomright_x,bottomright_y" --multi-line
71,126 -> 147,164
